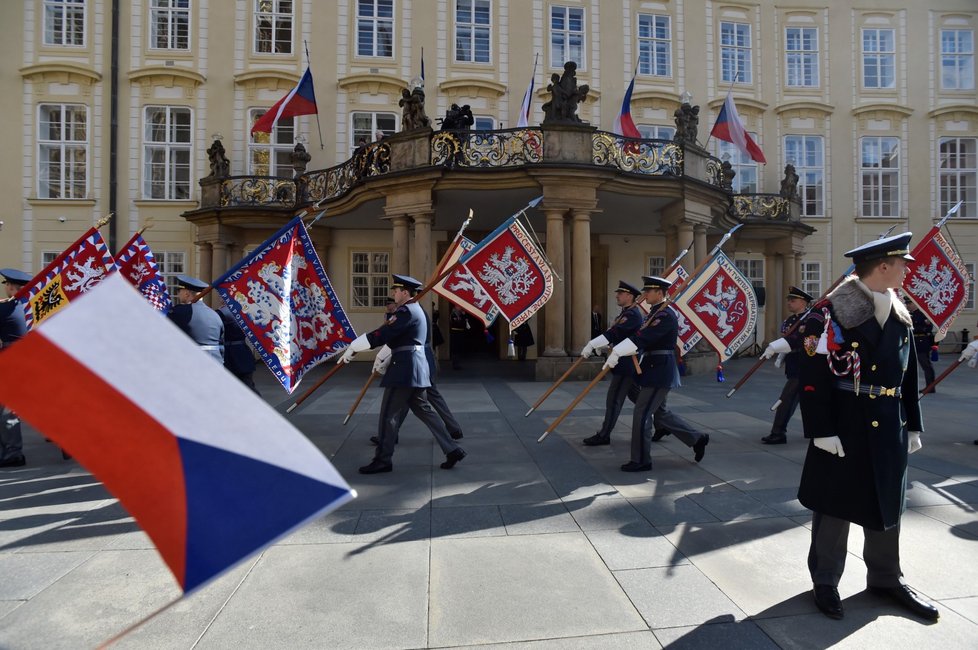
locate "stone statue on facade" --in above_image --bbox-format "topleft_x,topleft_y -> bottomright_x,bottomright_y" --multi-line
673,102 -> 700,147
720,159 -> 736,191
399,86 -> 431,131
205,138 -> 230,179
780,163 -> 800,200
542,61 -> 590,124
290,141 -> 312,176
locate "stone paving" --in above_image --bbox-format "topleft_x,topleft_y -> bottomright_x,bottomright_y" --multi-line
1,356 -> 976,649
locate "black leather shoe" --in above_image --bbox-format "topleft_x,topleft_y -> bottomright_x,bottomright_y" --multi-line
450,431 -> 463,440
761,433 -> 787,445
0,455 -> 26,468
582,434 -> 610,446
651,428 -> 672,442
358,460 -> 393,474
813,585 -> 844,619
693,434 -> 710,462
440,448 -> 466,469
869,584 -> 939,621
620,461 -> 652,472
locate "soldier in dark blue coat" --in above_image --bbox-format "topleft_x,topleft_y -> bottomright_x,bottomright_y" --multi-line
217,302 -> 258,393
167,275 -> 224,363
797,233 -> 938,622
758,286 -> 822,444
0,268 -> 30,468
580,280 -> 644,446
340,274 -> 465,474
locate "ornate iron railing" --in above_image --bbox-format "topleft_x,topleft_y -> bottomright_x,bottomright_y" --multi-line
431,128 -> 544,167
706,157 -> 724,188
731,193 -> 791,220
219,176 -> 297,207
591,132 -> 683,176
302,141 -> 391,204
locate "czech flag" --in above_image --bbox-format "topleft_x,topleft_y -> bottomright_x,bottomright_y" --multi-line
516,55 -> 538,128
710,91 -> 766,163
251,66 -> 319,134
0,274 -> 354,593
612,74 -> 642,139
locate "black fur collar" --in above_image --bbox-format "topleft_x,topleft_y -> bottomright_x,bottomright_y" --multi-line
827,276 -> 911,329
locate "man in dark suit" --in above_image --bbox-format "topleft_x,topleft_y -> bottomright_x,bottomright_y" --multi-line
341,274 -> 466,474
797,232 -> 938,622
167,275 -> 224,363
217,300 -> 258,392
0,268 -> 30,468
906,299 -> 936,392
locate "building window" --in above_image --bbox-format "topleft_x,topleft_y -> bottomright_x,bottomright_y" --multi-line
785,27 -> 818,87
734,259 -> 764,295
784,135 -> 824,217
550,6 -> 584,69
717,140 -> 758,193
637,13 -> 671,77
43,0 -> 85,46
254,0 -> 292,54
648,256 -> 665,277
802,261 -> 821,299
455,0 -> 490,64
155,250 -> 186,297
862,28 -> 895,89
942,29 -> 975,91
637,124 -> 675,140
720,21 -> 752,84
940,137 -> 977,220
965,262 -> 975,310
150,0 -> 190,50
860,136 -> 899,217
38,104 -> 88,199
143,106 -> 192,200
42,251 -> 59,267
357,0 -> 393,58
351,112 -> 396,152
351,251 -> 390,308
248,110 -> 295,177
473,116 -> 494,130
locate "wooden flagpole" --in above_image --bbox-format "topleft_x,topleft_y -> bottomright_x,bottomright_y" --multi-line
344,371 -> 380,424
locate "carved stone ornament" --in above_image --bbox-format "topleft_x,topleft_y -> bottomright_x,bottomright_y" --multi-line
541,61 -> 590,125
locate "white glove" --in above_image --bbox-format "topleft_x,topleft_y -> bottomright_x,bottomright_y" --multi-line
372,345 -> 392,375
339,334 -> 371,364
815,330 -> 829,355
959,339 -> 978,368
762,337 -> 791,360
813,435 -> 845,457
908,431 -> 922,454
581,334 -> 609,358
603,338 -> 638,370
774,353 -> 786,369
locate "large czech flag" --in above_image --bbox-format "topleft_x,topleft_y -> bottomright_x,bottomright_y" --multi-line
710,91 -> 766,163
251,66 -> 319,134
0,274 -> 354,593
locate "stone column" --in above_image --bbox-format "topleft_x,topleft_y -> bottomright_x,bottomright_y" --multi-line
678,221 -> 695,267
211,242 -> 229,307
412,212 -> 433,286
197,242 -> 213,283
784,252 -> 798,293
571,209 -> 592,353
391,216 -> 410,274
664,225 -> 678,261
694,225 -> 708,268
543,208 -> 567,356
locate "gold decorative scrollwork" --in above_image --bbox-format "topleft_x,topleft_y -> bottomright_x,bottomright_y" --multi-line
732,194 -> 790,220
219,177 -> 296,207
591,132 -> 684,176
431,128 -> 544,168
706,158 -> 723,187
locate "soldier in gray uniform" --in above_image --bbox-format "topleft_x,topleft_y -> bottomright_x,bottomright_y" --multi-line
341,274 -> 466,474
218,301 -> 258,393
0,268 -> 29,468
167,275 -> 224,363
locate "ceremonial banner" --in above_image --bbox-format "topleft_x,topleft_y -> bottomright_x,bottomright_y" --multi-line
0,275 -> 354,594
115,233 -> 172,313
16,227 -> 116,329
903,230 -> 971,340
665,265 -> 702,355
459,217 -> 554,330
431,237 -> 500,327
214,217 -> 356,393
673,252 -> 758,361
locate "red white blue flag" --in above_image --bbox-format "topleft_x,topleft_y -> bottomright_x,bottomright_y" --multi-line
115,233 -> 171,313
0,274 -> 354,594
15,227 -> 116,330
903,229 -> 971,340
710,91 -> 766,163
612,73 -> 642,139
431,236 -> 501,327
516,55 -> 538,128
213,217 -> 356,393
251,66 -> 319,134
664,265 -> 702,356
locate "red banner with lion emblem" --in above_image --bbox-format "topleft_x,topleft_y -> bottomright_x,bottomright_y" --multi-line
903,230 -> 971,340
431,237 -> 500,327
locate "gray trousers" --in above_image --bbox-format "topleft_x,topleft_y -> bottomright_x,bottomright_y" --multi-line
376,387 -> 459,464
653,396 -> 706,448
808,512 -> 903,588
771,377 -> 801,435
597,374 -> 634,439
396,384 -> 461,437
0,405 -> 23,460
630,386 -> 671,464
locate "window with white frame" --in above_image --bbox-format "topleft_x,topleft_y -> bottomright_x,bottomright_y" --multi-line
41,251 -> 59,268
154,250 -> 186,297
965,262 -> 975,310
44,0 -> 85,46
248,110 -> 295,176
648,256 -> 665,277
720,21 -> 752,84
862,28 -> 895,89
785,27 -> 818,87
150,0 -> 190,50
357,0 -> 394,58
717,139 -> 758,193
801,261 -> 821,299
942,29 -> 975,91
455,0 -> 490,64
784,135 -> 824,217
143,106 -> 192,200
352,112 -> 396,152
550,6 -> 584,69
38,104 -> 88,199
637,124 -> 675,140
254,0 -> 292,54
940,137 -> 977,220
637,13 -> 671,77
860,136 -> 900,217
734,258 -> 764,294
351,251 -> 390,308
473,116 -> 494,130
